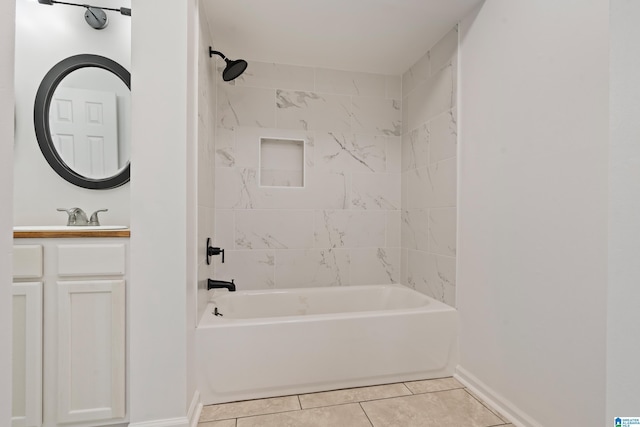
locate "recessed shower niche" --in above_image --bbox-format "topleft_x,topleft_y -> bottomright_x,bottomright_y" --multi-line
259,137 -> 305,188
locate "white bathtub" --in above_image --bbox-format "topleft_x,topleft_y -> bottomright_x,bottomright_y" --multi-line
196,284 -> 458,405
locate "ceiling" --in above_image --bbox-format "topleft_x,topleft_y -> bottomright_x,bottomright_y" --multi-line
201,0 -> 482,75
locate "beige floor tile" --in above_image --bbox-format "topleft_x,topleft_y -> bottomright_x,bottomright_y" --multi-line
299,383 -> 411,408
464,388 -> 509,422
404,377 -> 464,394
236,403 -> 372,427
361,388 -> 503,427
199,420 -> 236,427
200,396 -> 300,422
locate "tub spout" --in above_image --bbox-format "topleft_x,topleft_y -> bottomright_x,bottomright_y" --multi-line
208,279 -> 236,292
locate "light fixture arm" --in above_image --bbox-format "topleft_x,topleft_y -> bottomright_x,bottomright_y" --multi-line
38,0 -> 131,16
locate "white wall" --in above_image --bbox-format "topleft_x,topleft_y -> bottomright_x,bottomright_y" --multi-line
0,1 -> 16,424
129,0 -> 196,424
608,0 -> 640,420
457,2 -> 608,426
186,0 -> 199,414
13,0 -> 130,226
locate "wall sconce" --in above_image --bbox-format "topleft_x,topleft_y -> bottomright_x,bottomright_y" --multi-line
37,0 -> 131,30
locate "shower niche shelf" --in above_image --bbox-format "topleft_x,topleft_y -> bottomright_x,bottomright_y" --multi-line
259,137 -> 305,188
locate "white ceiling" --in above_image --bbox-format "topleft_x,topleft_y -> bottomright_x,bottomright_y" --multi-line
201,0 -> 482,75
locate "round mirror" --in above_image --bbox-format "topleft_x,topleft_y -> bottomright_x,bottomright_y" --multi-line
34,54 -> 131,189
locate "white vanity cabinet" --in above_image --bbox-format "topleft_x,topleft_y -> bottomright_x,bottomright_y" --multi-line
13,234 -> 129,427
12,245 -> 43,427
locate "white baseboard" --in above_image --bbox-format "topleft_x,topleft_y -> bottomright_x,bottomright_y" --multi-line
128,417 -> 190,427
455,366 -> 543,427
188,390 -> 203,427
128,390 -> 202,427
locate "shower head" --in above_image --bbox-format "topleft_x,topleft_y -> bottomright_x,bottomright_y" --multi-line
222,58 -> 248,82
209,46 -> 248,81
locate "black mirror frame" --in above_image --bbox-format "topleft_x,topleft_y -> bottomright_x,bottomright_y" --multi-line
34,54 -> 131,190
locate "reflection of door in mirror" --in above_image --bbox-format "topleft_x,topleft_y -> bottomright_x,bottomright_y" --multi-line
49,87 -> 119,178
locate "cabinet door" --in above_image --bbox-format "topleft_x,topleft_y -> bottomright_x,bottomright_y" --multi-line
56,280 -> 125,424
12,282 -> 43,427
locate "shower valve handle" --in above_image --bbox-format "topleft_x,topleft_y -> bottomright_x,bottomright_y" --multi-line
208,247 -> 224,263
206,238 -> 224,264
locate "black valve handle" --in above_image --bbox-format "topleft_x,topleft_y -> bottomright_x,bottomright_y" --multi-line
206,237 -> 224,264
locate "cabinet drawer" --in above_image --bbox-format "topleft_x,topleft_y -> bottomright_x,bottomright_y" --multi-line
57,244 -> 125,277
13,245 -> 43,279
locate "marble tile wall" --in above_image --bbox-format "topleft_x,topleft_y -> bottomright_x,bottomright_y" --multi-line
212,63 -> 402,289
401,26 -> 458,307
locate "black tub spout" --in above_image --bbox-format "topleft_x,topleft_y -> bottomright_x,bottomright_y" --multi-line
208,279 -> 236,292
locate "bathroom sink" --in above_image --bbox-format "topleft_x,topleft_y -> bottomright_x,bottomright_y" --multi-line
13,225 -> 128,231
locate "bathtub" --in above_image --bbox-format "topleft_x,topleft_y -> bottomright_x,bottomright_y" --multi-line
196,284 -> 458,405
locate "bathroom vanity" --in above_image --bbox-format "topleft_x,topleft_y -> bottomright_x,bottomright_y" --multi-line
12,227 -> 130,427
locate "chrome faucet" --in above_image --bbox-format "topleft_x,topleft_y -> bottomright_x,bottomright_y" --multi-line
89,209 -> 108,226
58,207 -> 89,225
57,208 -> 108,226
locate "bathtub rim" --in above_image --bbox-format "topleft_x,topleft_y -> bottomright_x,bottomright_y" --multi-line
198,283 -> 455,327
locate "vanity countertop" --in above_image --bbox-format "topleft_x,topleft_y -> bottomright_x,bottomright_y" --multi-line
13,226 -> 130,238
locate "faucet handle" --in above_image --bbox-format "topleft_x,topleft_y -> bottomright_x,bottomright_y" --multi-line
206,237 -> 225,264
57,207 -> 82,226
57,207 -> 78,213
89,209 -> 108,226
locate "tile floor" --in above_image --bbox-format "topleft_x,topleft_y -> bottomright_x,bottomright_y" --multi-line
198,377 -> 514,427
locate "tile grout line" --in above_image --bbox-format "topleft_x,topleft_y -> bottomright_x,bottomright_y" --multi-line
201,403 -> 301,423
403,381 -> 418,394
399,382 -> 414,395
224,401 -> 362,423
463,388 -> 510,424
203,381 -> 469,421
403,382 -> 466,396
299,385 -> 466,410
358,402 -> 375,427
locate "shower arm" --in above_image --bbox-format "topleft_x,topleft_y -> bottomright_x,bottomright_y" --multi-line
209,47 -> 227,60
207,45 -> 248,81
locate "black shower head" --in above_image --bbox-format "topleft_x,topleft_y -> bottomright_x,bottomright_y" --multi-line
222,58 -> 248,82
209,46 -> 247,81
